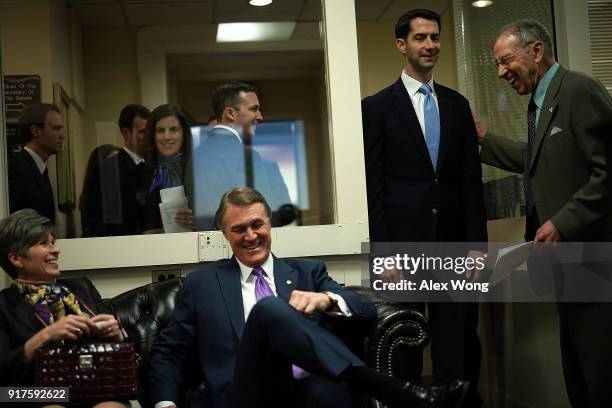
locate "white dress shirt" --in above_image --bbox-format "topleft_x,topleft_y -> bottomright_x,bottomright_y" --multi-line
400,71 -> 440,141
238,254 -> 277,320
213,124 -> 243,143
121,146 -> 144,165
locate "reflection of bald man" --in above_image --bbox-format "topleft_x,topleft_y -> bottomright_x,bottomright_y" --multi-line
9,103 -> 66,224
193,81 -> 291,230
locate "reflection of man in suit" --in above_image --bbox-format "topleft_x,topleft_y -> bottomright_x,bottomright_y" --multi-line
149,187 -> 464,408
193,81 -> 291,230
361,9 -> 487,406
476,20 -> 612,407
80,104 -> 150,236
9,103 -> 66,224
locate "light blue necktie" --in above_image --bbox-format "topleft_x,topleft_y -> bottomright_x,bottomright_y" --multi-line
418,84 -> 440,170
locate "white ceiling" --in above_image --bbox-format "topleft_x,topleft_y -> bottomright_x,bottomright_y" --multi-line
67,0 -> 451,29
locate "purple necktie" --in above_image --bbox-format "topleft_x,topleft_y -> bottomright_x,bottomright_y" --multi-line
252,266 -> 309,380
253,266 -> 274,300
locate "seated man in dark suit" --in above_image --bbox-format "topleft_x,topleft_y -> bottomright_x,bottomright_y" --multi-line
149,187 -> 465,408
192,81 -> 293,230
9,103 -> 65,224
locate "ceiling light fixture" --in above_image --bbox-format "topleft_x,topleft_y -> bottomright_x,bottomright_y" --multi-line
216,22 -> 296,43
472,0 -> 493,7
249,0 -> 273,6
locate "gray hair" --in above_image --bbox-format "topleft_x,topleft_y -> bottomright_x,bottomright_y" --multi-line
0,209 -> 54,279
499,19 -> 554,58
214,187 -> 272,231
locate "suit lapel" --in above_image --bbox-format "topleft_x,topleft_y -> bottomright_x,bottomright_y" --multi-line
529,65 -> 566,172
216,258 -> 246,339
272,255 -> 297,301
22,151 -> 48,191
391,79 -> 435,171
435,83 -> 451,173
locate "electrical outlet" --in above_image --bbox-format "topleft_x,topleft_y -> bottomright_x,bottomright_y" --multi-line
152,269 -> 182,283
199,231 -> 230,261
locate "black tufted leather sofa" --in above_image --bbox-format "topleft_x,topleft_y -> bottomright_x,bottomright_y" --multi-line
105,278 -> 429,408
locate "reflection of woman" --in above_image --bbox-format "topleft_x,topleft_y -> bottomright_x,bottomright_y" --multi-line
143,104 -> 194,232
0,209 -> 126,407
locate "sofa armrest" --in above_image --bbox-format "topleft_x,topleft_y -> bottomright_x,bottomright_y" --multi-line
344,286 -> 429,377
105,278 -> 184,362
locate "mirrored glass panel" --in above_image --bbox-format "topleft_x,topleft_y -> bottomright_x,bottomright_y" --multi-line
1,0 -> 331,238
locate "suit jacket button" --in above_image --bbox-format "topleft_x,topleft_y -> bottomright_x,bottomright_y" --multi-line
432,208 -> 438,215
434,178 -> 438,184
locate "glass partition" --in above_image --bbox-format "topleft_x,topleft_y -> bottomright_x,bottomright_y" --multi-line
1,0 -> 332,239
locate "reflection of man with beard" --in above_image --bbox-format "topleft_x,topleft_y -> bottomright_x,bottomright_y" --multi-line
193,81 -> 292,231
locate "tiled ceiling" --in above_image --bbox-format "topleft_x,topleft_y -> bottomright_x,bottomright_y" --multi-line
65,0 -> 452,84
67,0 -> 451,28
167,49 -> 324,81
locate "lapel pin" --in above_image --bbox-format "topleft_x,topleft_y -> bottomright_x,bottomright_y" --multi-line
549,106 -> 554,113
286,280 -> 292,285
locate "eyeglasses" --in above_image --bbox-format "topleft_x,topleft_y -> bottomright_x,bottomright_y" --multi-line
496,41 -> 535,69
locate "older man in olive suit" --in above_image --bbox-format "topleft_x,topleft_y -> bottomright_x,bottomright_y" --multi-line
476,19 -> 612,407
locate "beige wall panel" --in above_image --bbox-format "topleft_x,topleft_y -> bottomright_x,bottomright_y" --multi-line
82,27 -> 141,151
79,26 -> 141,216
0,0 -> 52,101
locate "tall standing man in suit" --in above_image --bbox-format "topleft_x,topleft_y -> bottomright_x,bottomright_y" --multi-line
361,9 -> 487,406
149,187 -> 465,408
476,20 -> 612,407
9,103 -> 66,224
80,104 -> 150,236
193,81 -> 292,230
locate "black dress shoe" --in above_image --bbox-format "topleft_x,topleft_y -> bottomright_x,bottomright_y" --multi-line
399,381 -> 435,408
398,380 -> 468,408
430,380 -> 469,408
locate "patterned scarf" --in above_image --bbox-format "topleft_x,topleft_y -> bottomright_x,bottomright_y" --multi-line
13,280 -> 94,326
149,152 -> 184,193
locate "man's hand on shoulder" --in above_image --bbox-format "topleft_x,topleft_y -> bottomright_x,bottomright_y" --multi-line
289,290 -> 333,315
471,111 -> 487,144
